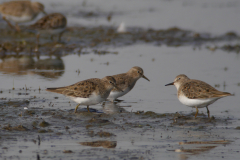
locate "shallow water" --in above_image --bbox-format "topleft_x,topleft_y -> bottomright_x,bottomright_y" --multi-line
1,45 -> 239,115
39,0 -> 240,34
0,0 -> 240,159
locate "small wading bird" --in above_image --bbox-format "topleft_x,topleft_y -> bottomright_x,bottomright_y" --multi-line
165,74 -> 233,118
46,76 -> 122,113
28,13 -> 67,51
0,1 -> 46,32
107,66 -> 150,102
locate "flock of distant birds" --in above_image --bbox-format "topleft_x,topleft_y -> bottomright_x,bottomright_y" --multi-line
0,0 -> 67,50
0,1 -> 234,118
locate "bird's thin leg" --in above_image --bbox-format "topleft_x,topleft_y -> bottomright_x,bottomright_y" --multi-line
114,99 -> 124,103
50,35 -> 54,41
102,102 -> 106,107
74,104 -> 80,113
206,105 -> 210,118
195,106 -> 198,118
15,23 -> 21,32
58,31 -> 64,42
36,33 -> 40,50
2,17 -> 15,30
34,33 -> 40,52
87,106 -> 90,112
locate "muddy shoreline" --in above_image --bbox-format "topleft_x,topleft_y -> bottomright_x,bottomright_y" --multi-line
0,89 -> 239,159
1,0 -> 240,159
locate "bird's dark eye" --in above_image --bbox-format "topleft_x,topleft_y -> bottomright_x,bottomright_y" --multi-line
178,78 -> 181,80
109,81 -> 112,83
138,71 -> 140,73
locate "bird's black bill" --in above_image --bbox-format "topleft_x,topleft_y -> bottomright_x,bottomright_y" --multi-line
165,82 -> 174,86
142,75 -> 150,81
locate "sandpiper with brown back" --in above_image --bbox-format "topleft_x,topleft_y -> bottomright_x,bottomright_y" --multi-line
29,13 -> 67,50
108,66 -> 150,102
0,1 -> 46,32
46,76 -> 122,113
165,74 -> 233,118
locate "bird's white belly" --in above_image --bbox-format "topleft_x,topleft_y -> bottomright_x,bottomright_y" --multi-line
108,87 -> 131,101
178,95 -> 218,108
68,93 -> 104,105
3,14 -> 33,23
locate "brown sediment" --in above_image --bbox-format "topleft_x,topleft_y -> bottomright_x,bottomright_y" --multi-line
2,124 -> 28,131
179,140 -> 231,145
39,121 -> 50,127
80,140 -> 117,148
175,146 -> 217,154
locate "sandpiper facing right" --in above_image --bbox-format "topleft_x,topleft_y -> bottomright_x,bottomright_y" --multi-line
165,74 -> 233,118
29,13 -> 67,50
108,66 -> 150,102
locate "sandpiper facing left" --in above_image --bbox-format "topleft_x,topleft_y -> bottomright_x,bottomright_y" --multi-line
165,74 -> 233,118
46,76 -> 122,113
108,66 -> 150,102
0,1 -> 46,32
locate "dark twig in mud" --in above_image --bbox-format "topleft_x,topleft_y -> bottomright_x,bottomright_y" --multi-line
37,153 -> 40,160
38,135 -> 41,146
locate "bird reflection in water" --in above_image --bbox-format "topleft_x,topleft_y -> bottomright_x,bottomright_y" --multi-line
0,55 -> 64,79
101,101 -> 131,114
34,57 -> 65,78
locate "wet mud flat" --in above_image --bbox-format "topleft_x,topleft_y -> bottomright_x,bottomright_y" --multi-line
0,26 -> 239,159
0,0 -> 240,159
0,88 -> 239,160
0,25 -> 240,59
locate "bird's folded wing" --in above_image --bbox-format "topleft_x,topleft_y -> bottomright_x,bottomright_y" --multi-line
30,13 -> 66,30
46,80 -> 99,98
181,80 -> 231,99
111,74 -> 128,91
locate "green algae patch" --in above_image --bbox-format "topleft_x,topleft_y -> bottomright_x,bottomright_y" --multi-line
38,129 -> 47,133
235,126 -> 240,130
80,140 -> 117,148
39,121 -> 50,127
24,110 -> 35,116
32,121 -> 38,127
97,131 -> 115,137
2,124 -> 28,131
88,118 -> 109,124
144,111 -> 167,118
85,125 -> 93,129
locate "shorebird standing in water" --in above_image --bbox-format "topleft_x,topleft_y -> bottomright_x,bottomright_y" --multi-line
29,13 -> 67,51
46,76 -> 122,113
108,66 -> 150,102
165,74 -> 233,118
